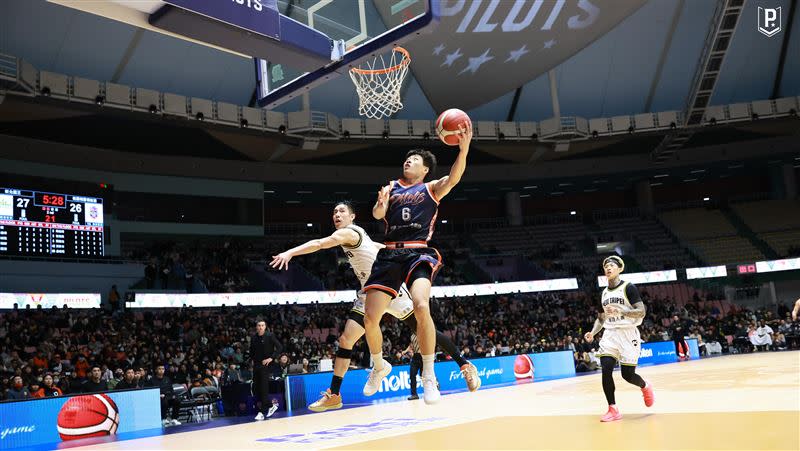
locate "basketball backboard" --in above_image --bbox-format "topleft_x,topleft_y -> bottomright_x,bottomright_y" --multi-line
255,0 -> 440,109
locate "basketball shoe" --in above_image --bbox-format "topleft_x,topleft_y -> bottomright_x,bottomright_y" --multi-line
422,376 -> 440,404
254,412 -> 265,421
308,389 -> 343,412
363,359 -> 392,396
460,362 -> 481,392
641,381 -> 655,407
600,405 -> 622,422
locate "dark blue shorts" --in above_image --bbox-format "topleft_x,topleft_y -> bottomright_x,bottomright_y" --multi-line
364,247 -> 442,298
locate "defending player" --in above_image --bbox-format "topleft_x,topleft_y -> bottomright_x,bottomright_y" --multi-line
362,123 -> 472,405
584,256 -> 655,422
270,201 -> 480,412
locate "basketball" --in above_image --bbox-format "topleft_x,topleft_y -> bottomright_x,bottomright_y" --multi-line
57,394 -> 120,441
513,354 -> 534,380
436,108 -> 471,146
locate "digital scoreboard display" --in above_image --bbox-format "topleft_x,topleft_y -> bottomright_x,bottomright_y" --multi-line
0,188 -> 104,257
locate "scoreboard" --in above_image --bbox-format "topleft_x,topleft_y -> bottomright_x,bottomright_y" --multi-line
0,188 -> 105,257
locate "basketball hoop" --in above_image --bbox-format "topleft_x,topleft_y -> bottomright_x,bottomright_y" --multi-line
349,46 -> 410,119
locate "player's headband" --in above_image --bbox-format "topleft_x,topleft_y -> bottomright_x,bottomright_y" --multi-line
602,256 -> 625,272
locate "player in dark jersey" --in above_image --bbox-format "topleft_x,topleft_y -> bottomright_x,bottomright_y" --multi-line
362,123 -> 472,405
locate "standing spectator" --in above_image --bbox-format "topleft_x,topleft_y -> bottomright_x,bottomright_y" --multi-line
670,316 -> 689,360
82,366 -> 109,393
145,261 -> 157,289
406,334 -> 422,401
6,376 -> 30,400
108,285 -> 121,312
249,319 -> 283,421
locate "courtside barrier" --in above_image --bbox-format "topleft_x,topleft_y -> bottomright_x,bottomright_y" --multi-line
284,351 -> 575,412
0,388 -> 161,450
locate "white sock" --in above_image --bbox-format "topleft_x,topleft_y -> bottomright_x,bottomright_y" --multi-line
371,353 -> 383,370
422,354 -> 435,378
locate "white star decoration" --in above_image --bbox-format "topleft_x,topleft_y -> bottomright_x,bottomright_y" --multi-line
505,44 -> 529,63
432,44 -> 446,56
441,48 -> 463,67
458,49 -> 494,75
543,39 -> 556,49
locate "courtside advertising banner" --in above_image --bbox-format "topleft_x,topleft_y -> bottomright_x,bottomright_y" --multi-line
131,278 -> 579,308
638,339 -> 700,366
0,293 -> 101,309
285,351 -> 575,411
0,389 -> 161,450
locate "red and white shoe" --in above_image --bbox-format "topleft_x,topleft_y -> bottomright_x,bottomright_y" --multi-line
642,381 -> 655,407
600,405 -> 623,422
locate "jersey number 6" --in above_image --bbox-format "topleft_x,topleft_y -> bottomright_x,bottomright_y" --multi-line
402,207 -> 411,221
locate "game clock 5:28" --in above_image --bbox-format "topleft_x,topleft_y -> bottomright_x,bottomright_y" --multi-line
36,194 -> 65,207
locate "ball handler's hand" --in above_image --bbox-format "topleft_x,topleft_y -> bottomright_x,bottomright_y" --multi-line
456,122 -> 473,151
377,185 -> 391,206
270,252 -> 292,270
584,332 -> 594,343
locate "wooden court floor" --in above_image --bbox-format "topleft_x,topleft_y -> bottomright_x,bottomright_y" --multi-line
77,352 -> 799,450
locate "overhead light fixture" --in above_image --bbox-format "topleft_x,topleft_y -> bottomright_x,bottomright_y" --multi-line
650,182 -> 663,187
195,112 -> 204,121
296,190 -> 312,194
240,119 -> 248,128
382,131 -> 389,139
285,200 -> 300,204
550,191 -> 564,195
683,178 -> 698,182
523,185 -> 537,189
703,197 -> 710,201
441,219 -> 448,224
520,194 -> 531,198
306,223 -> 313,227
654,174 -> 669,178
263,190 -> 275,194
690,169 -> 706,174
95,95 -> 105,106
278,125 -> 287,134
570,211 -> 576,215
148,104 -> 158,114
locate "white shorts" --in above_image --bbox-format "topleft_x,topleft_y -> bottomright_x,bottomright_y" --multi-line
598,327 -> 641,366
351,284 -> 414,321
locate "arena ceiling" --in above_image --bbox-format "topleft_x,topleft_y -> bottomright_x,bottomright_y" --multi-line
1,0 -> 798,122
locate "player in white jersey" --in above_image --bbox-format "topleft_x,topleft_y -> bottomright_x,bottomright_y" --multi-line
270,201 -> 480,412
584,256 -> 655,422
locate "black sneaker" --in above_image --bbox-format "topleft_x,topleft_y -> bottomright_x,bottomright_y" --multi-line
407,394 -> 419,400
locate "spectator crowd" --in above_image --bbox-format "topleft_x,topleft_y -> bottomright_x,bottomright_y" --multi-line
2,288 -> 798,403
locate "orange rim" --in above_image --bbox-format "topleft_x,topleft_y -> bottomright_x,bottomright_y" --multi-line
350,46 -> 410,75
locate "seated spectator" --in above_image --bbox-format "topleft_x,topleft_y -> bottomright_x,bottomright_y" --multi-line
29,381 -> 44,399
40,374 -> 63,397
115,368 -> 138,390
749,321 -> 774,351
6,376 -> 30,400
82,366 -> 109,393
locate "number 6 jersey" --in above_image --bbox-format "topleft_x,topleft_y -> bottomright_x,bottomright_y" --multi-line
383,179 -> 440,244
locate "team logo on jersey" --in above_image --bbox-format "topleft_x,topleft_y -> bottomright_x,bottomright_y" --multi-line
391,191 -> 427,206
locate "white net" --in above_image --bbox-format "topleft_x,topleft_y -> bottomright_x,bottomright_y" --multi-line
349,47 -> 410,119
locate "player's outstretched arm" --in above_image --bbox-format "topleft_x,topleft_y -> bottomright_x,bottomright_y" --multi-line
373,184 -> 391,220
269,228 -> 359,270
432,122 -> 472,200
